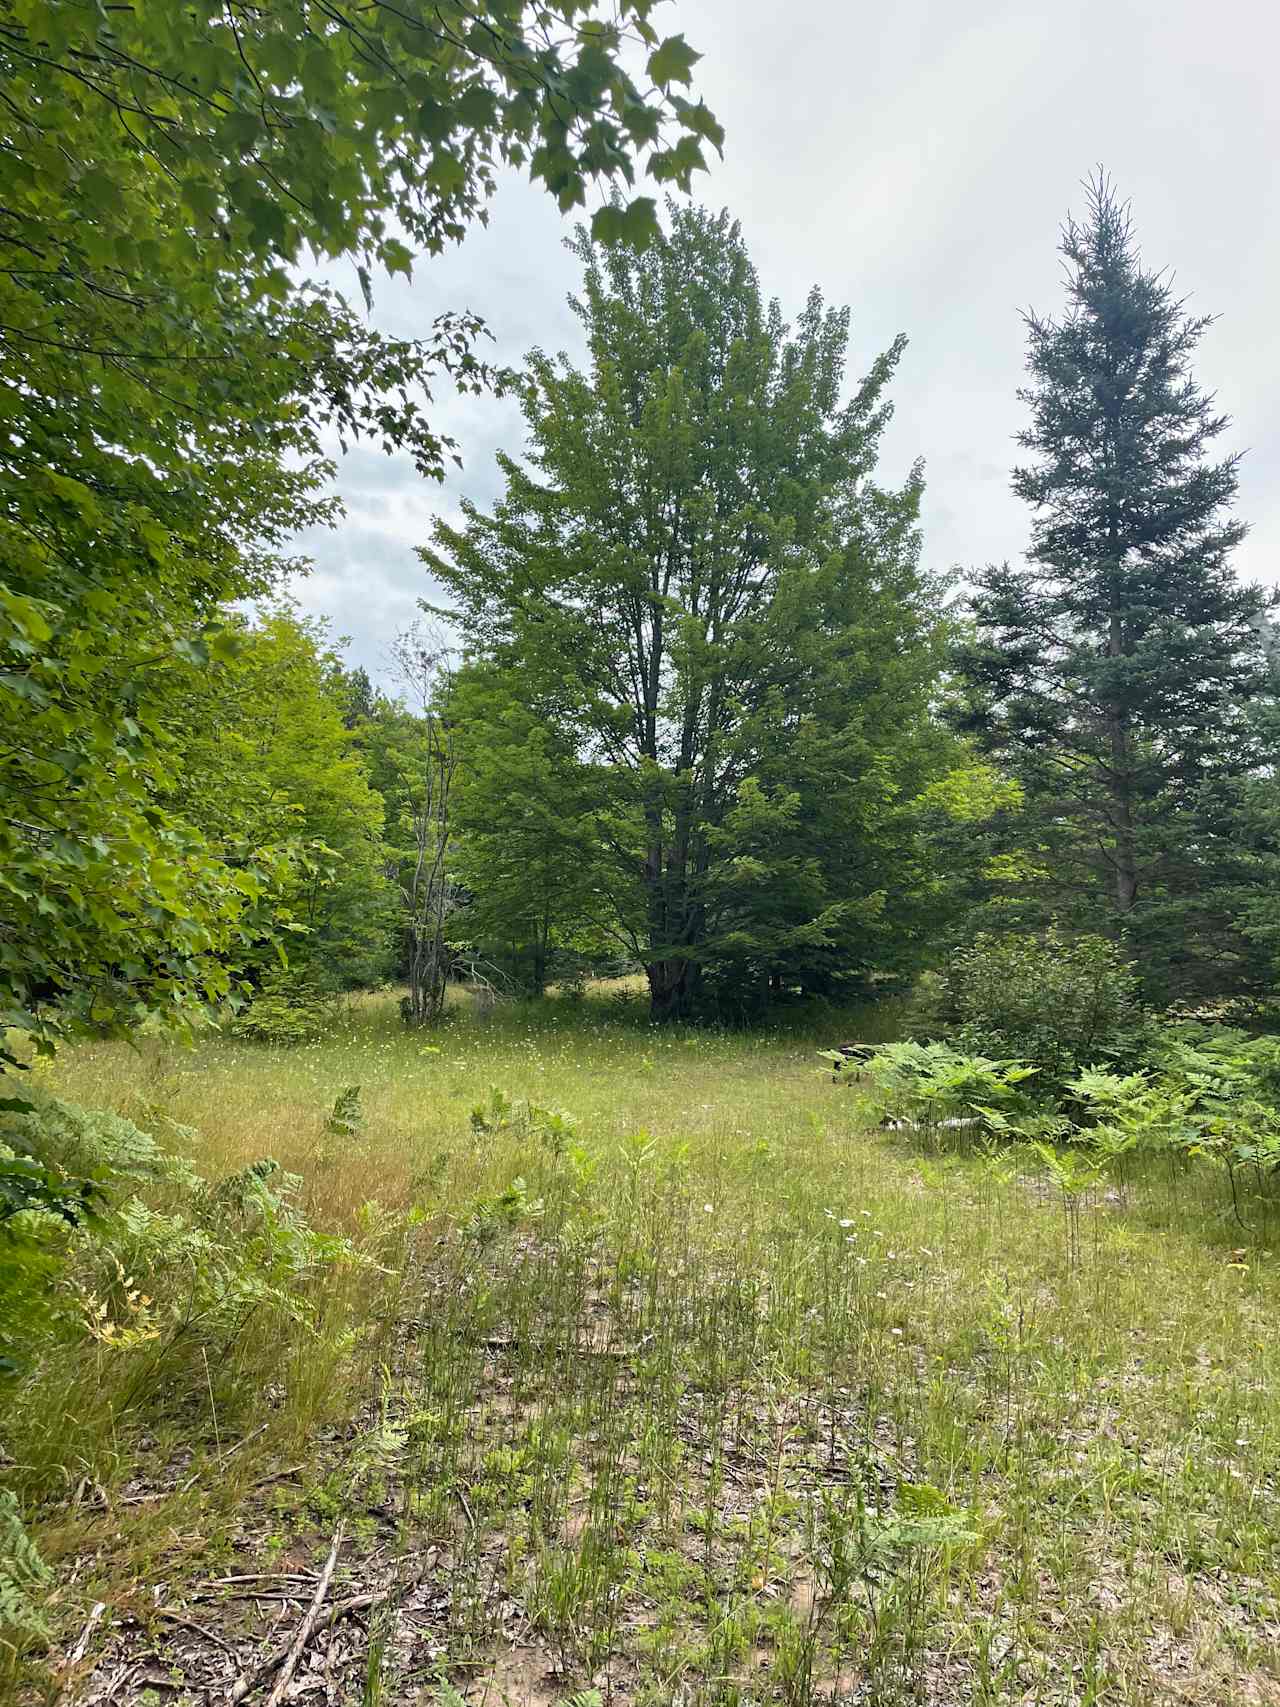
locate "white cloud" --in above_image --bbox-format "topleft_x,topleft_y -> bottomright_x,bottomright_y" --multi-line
284,0 -> 1280,680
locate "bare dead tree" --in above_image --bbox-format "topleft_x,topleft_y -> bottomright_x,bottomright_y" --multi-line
389,624 -> 462,1026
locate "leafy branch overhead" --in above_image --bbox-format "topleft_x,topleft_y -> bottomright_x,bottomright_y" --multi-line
1,1 -> 720,293
0,1 -> 719,1061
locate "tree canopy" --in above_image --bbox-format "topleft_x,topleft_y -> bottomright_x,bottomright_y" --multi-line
426,203 -> 954,1019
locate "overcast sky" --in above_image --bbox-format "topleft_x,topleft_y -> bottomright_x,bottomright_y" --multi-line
286,0 -> 1280,683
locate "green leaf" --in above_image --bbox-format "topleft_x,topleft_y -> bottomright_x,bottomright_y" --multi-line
647,35 -> 700,88
590,204 -> 629,246
381,238 -> 414,278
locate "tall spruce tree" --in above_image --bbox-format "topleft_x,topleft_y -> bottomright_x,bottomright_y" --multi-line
958,175 -> 1273,1001
426,204 -> 949,1020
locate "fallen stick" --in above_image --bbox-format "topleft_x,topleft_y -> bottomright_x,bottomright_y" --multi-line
229,1523 -> 343,1707
156,1608 -> 240,1658
78,1660 -> 136,1707
63,1600 -> 108,1669
250,1464 -> 304,1489
454,1485 -> 476,1530
225,1580 -> 418,1702
201,1574 -> 318,1589
319,1586 -> 390,1621
193,1592 -> 308,1605
261,1523 -> 344,1707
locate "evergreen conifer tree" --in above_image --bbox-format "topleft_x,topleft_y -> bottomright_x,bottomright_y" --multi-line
958,175 -> 1273,1001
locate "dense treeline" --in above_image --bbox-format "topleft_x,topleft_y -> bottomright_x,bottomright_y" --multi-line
0,0 -> 718,1081
10,185 -> 1280,1045
151,183 -> 1277,1032
2,3 -> 1278,1067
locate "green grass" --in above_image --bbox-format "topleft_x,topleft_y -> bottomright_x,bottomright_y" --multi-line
10,987 -> 1280,1705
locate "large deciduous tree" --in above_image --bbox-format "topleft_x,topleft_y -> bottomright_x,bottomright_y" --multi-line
956,176 -> 1273,1001
426,204 -> 949,1020
0,0 -> 718,1056
444,662 -> 620,996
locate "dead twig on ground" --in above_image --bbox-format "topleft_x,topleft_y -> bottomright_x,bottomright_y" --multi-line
229,1522 -> 344,1707
224,1565 -> 431,1704
250,1463 -> 304,1488
201,1573 -> 318,1588
62,1600 -> 107,1669
156,1607 -> 241,1658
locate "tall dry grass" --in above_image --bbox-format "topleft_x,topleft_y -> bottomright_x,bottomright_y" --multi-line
7,986 -> 1279,1704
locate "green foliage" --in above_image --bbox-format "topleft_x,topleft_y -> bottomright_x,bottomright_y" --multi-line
1,0 -> 718,1059
1071,1026 -> 1280,1184
1065,1066 -> 1204,1170
0,1091 -> 359,1376
2,1094 -> 197,1191
0,1091 -> 195,1362
444,661 -> 617,995
0,1139 -> 96,1234
781,1480 -> 977,1697
166,608 -> 397,992
229,979 -> 339,1046
471,1085 -> 517,1136
920,929 -> 1145,1087
829,1040 -> 1040,1136
955,175 -> 1273,1003
0,1490 -> 51,1643
469,1087 -> 576,1154
3,0 -> 717,296
1146,1021 -> 1280,1104
841,1009 -> 1280,1217
427,203 -> 951,1020
460,1175 -> 543,1245
327,1087 -> 365,1138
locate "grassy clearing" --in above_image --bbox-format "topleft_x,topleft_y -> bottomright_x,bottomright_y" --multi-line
12,987 -> 1280,1706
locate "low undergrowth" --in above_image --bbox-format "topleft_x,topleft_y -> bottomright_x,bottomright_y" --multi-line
3,987 -> 1279,1706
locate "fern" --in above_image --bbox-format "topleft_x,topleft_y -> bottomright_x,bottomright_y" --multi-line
0,1093 -> 199,1193
0,1491 -> 52,1642
327,1086 -> 364,1136
460,1176 -> 543,1245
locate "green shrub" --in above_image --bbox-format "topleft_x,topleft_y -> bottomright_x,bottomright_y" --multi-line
919,930 -> 1144,1088
826,1040 -> 1040,1137
229,976 -> 338,1044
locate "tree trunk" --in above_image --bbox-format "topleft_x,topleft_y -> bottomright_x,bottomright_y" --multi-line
647,956 -> 692,1021
1106,611 -> 1139,914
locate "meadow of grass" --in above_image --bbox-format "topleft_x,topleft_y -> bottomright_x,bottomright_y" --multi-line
11,985 -> 1280,1706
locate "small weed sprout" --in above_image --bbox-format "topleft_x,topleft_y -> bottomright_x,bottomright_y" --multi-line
326,1085 -> 364,1136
